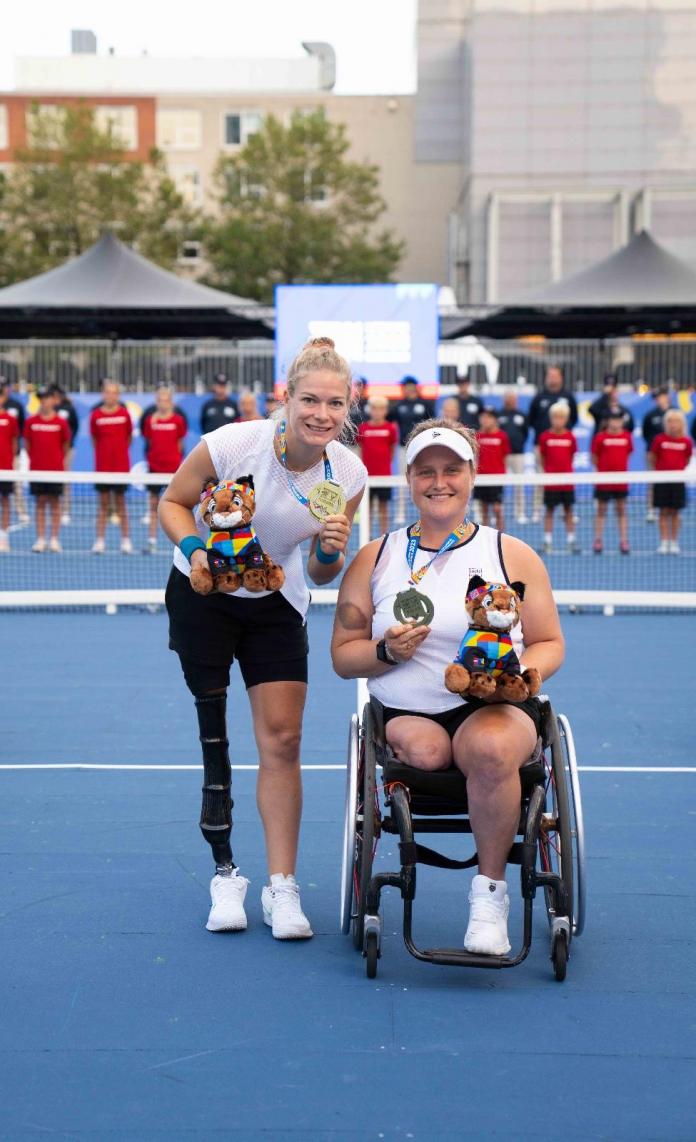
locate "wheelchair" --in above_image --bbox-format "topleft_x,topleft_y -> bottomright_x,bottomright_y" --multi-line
340,696 -> 585,982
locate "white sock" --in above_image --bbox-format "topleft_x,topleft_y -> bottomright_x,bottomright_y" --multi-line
567,532 -> 575,544
472,874 -> 507,900
0,528 -> 6,540
543,532 -> 552,544
270,873 -> 296,888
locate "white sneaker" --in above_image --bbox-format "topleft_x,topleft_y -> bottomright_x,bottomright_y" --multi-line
120,538 -> 134,555
31,537 -> 47,553
669,540 -> 681,555
144,537 -> 157,554
206,870 -> 249,932
0,532 -> 9,554
464,874 -> 511,956
91,538 -> 105,555
543,537 -> 552,554
646,509 -> 656,523
61,513 -> 71,525
657,540 -> 669,555
262,875 -> 313,939
48,537 -> 62,553
516,514 -> 529,524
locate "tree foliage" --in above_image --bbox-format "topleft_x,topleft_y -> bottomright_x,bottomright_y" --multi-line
0,103 -> 194,284
202,109 -> 404,302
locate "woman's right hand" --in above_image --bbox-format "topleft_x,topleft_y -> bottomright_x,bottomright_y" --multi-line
383,620 -> 431,664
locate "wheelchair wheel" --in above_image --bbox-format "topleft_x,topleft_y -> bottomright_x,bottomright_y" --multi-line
552,930 -> 568,982
558,713 -> 587,937
351,703 -> 378,951
539,712 -> 574,939
339,714 -> 360,936
365,930 -> 379,979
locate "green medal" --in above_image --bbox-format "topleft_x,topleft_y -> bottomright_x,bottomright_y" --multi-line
393,588 -> 435,626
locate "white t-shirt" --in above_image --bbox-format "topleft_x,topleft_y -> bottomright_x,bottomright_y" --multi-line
172,419 -> 367,617
368,524 -> 526,713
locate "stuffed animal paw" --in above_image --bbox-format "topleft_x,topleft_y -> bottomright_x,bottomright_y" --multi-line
194,475 -> 285,595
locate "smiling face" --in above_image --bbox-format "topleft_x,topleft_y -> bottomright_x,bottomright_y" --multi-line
284,370 -> 349,450
407,444 -> 475,528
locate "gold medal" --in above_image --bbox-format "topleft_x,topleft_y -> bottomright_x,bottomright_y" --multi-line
308,479 -> 347,521
393,588 -> 435,626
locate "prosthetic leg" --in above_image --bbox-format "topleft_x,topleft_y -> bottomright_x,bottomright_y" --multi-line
195,694 -> 235,875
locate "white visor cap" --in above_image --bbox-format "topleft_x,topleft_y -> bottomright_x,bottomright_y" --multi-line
405,426 -> 475,467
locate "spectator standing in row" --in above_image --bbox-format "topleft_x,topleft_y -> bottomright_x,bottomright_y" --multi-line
475,407 -> 509,530
141,386 -> 187,553
356,394 -> 399,536
200,374 -> 239,434
591,410 -> 633,555
90,380 -> 133,555
538,403 -> 578,553
351,377 -> 370,428
24,386 -> 70,553
651,409 -> 693,555
50,384 -> 79,525
498,390 -> 530,523
528,366 -> 578,522
642,388 -> 672,522
440,396 -> 462,422
238,391 -> 262,421
264,392 -> 282,418
390,376 -> 435,522
0,383 -> 19,552
1,377 -> 29,524
456,374 -> 484,429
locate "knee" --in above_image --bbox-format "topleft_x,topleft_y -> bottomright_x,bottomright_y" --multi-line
405,743 -> 451,771
260,722 -> 302,766
457,733 -> 519,789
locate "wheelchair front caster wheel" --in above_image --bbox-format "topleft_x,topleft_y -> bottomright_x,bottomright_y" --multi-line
365,931 -> 379,979
552,931 -> 568,982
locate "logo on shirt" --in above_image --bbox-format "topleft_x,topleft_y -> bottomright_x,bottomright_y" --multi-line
469,566 -> 483,578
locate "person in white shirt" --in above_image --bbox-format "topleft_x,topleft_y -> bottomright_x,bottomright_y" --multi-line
160,337 -> 366,939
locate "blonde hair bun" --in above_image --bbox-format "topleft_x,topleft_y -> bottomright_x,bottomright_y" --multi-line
303,336 -> 336,351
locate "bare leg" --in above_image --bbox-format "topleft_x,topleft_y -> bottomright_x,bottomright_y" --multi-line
148,491 -> 159,541
594,500 -> 607,543
385,716 -> 452,771
249,681 -> 307,876
96,491 -> 109,540
378,499 -> 389,536
493,501 -> 505,531
49,497 -> 61,540
116,491 -> 130,539
36,495 -> 46,539
616,499 -> 628,546
452,705 -> 537,880
1,496 -> 9,531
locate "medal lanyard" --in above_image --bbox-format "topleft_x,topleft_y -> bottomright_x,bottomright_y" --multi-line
276,420 -> 332,509
406,520 -> 469,586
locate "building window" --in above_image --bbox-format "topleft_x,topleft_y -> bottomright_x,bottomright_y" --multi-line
223,111 -> 263,148
0,106 -> 7,149
26,104 -> 66,147
180,240 -> 202,263
94,105 -> 138,151
169,165 -> 203,206
304,168 -> 326,203
156,109 -> 202,151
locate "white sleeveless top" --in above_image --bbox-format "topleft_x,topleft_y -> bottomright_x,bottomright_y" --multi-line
368,524 -> 526,713
172,419 -> 367,618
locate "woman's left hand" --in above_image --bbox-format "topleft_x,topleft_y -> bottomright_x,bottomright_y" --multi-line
317,513 -> 351,556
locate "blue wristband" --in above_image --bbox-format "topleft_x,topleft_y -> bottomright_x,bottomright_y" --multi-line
179,535 -> 206,561
314,542 -> 341,565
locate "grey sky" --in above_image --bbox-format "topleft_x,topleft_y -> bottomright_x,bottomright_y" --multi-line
0,0 -> 417,94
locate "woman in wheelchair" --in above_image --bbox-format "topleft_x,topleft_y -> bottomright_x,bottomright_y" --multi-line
332,418 -> 565,957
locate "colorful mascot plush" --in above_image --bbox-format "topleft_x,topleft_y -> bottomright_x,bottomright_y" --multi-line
189,475 -> 285,596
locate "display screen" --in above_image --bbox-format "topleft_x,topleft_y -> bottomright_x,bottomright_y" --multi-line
275,284 -> 439,386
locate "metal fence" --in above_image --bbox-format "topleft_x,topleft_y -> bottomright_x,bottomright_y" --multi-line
1,335 -> 696,394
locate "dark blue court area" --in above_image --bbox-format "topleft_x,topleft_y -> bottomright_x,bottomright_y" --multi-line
2,610 -> 695,1140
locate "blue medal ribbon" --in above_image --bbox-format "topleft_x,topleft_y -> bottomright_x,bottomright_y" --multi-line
406,519 -> 470,586
276,420 -> 332,508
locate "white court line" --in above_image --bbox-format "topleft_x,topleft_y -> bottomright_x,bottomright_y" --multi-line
0,764 -> 694,773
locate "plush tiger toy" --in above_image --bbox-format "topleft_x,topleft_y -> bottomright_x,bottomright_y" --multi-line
190,475 -> 285,595
444,575 -> 541,703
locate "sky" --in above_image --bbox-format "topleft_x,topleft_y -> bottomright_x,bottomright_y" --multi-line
0,0 -> 418,94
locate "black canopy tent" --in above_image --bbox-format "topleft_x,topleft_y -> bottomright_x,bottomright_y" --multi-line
0,234 -> 272,338
445,231 -> 696,339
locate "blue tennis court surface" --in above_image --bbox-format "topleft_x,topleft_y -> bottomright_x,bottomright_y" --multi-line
2,610 -> 695,1140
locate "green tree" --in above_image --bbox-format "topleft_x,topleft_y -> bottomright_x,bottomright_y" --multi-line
0,103 -> 196,284
202,109 -> 404,302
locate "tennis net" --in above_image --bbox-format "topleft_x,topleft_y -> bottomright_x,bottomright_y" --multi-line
0,467 -> 694,611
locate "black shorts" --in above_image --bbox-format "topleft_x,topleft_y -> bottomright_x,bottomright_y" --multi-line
95,483 -> 127,495
474,486 -> 503,504
0,481 -> 12,497
383,695 -> 542,738
165,567 -> 309,692
369,487 -> 392,504
544,489 -> 575,508
595,489 -> 628,502
654,482 -> 686,510
30,482 -> 63,497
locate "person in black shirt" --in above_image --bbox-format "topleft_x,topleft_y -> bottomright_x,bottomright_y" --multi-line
390,376 -> 435,522
456,374 -> 484,429
351,377 -> 370,428
589,376 -> 634,435
643,388 -> 672,522
498,390 -> 530,523
199,374 -> 239,434
528,365 -> 578,520
49,384 -> 80,524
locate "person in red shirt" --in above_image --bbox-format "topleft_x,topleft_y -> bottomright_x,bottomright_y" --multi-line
591,410 -> 634,554
24,387 -> 70,553
650,409 -> 693,554
0,381 -> 20,552
90,379 -> 133,554
141,386 -> 187,552
356,393 -> 399,535
538,402 -> 578,554
475,407 -> 510,529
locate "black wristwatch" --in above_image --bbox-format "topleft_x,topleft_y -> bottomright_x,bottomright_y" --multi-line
376,638 -> 398,666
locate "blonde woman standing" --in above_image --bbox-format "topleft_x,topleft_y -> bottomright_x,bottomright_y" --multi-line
160,338 -> 366,939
